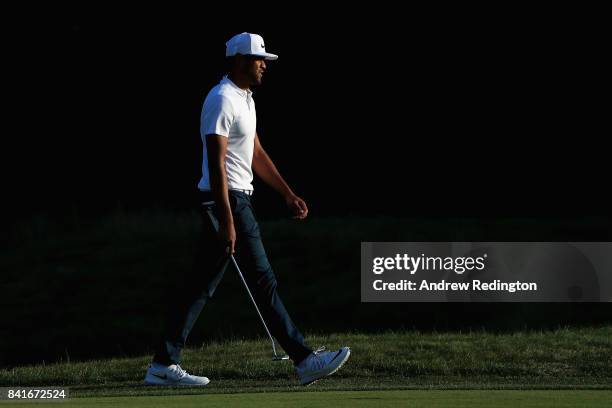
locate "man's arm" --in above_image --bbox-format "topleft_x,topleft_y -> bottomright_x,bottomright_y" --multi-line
206,134 -> 236,254
252,132 -> 308,219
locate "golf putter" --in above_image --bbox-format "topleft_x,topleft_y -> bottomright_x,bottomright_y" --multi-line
202,200 -> 289,361
229,254 -> 290,361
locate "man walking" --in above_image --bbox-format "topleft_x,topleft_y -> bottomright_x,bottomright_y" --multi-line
144,33 -> 350,386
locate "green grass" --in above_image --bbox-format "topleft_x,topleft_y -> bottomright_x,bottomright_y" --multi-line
3,211 -> 612,407
3,390 -> 612,408
3,211 -> 612,368
1,328 -> 611,400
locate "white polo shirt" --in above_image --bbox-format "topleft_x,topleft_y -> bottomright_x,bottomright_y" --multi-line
198,76 -> 256,192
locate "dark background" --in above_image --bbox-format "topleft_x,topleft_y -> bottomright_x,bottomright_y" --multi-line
4,5 -> 609,221
2,6 -> 610,368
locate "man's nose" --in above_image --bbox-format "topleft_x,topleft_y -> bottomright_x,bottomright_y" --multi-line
261,61 -> 266,70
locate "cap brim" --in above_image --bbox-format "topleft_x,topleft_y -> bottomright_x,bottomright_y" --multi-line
249,51 -> 278,61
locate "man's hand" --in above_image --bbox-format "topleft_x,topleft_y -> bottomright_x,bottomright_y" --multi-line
285,194 -> 308,220
218,222 -> 236,255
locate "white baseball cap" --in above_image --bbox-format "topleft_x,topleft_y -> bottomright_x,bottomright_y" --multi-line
225,32 -> 278,60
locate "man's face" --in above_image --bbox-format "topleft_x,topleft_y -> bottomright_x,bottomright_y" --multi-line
239,55 -> 267,86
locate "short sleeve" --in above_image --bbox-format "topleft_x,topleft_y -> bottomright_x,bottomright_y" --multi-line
201,94 -> 234,138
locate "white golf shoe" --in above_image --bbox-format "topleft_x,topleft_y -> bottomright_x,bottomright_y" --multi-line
144,362 -> 210,386
295,346 -> 351,386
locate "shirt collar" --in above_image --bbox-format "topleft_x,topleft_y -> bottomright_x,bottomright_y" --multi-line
222,75 -> 252,98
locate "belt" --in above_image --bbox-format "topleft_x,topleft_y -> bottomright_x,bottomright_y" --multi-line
230,189 -> 254,196
201,189 -> 252,208
199,189 -> 254,198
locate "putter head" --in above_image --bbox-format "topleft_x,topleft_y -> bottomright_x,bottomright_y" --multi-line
272,355 -> 290,361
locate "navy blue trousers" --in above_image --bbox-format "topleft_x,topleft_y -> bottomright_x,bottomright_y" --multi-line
153,190 -> 312,366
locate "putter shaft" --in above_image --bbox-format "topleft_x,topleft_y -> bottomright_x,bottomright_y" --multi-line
203,203 -> 288,361
230,255 -> 288,360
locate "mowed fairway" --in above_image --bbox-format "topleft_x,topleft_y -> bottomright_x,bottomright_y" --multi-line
2,330 -> 612,407
2,329 -> 612,399
2,390 -> 612,408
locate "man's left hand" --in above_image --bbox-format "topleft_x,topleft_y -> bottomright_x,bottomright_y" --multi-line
285,194 -> 308,220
